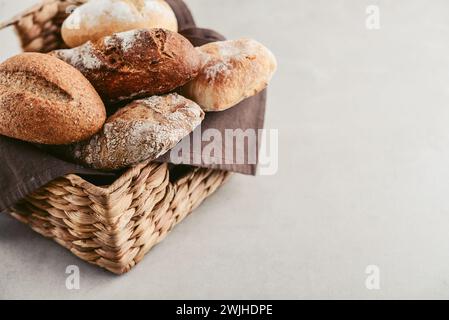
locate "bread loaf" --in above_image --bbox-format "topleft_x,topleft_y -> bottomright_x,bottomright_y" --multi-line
62,0 -> 178,48
55,93 -> 204,170
51,29 -> 201,104
181,39 -> 277,112
0,53 -> 106,145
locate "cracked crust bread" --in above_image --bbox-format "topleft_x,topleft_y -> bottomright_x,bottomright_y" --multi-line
53,93 -> 204,170
51,28 -> 201,104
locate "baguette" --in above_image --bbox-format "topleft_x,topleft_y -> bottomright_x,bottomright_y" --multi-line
0,53 -> 106,145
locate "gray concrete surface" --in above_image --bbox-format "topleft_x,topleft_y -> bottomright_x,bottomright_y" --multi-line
2,0 -> 449,299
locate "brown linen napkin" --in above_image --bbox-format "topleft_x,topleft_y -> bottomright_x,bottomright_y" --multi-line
0,0 -> 268,213
0,136 -> 115,214
156,27 -> 267,175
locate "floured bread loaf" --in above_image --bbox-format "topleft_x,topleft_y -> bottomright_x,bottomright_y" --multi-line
0,53 -> 106,145
55,93 -> 204,170
62,0 -> 178,48
51,29 -> 201,104
181,39 -> 277,112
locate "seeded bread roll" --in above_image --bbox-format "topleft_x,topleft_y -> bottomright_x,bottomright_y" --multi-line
62,0 -> 178,48
54,93 -> 204,170
0,53 -> 106,145
181,39 -> 277,112
51,29 -> 201,104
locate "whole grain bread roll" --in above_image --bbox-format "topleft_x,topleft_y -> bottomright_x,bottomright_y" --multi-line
51,29 -> 201,104
55,93 -> 204,170
181,39 -> 277,112
0,53 -> 106,145
62,0 -> 178,48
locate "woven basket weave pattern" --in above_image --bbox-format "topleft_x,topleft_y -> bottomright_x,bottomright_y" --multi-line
2,0 -> 230,274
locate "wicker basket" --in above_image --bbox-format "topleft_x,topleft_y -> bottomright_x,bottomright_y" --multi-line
0,0 -> 231,275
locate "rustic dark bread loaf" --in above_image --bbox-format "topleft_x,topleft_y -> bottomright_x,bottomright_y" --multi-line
51,28 -> 201,104
53,93 -> 204,170
0,53 -> 106,145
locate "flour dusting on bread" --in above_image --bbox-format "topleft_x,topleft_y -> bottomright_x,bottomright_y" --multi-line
62,0 -> 178,47
144,0 -> 172,17
65,93 -> 204,170
103,29 -> 141,52
204,61 -> 232,81
54,42 -> 102,70
116,30 -> 140,51
201,40 -> 266,81
53,28 -> 201,104
65,0 -> 137,30
182,39 -> 277,112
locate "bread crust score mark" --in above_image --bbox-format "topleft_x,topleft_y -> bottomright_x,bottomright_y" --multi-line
0,53 -> 106,145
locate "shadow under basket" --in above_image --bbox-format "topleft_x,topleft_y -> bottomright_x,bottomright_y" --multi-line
1,0 -> 231,275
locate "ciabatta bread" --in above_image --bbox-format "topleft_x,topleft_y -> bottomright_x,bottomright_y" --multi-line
51,29 -> 201,104
181,39 -> 277,112
62,0 -> 178,48
0,53 -> 106,145
54,93 -> 204,170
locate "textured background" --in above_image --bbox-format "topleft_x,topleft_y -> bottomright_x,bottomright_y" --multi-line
2,0 -> 449,299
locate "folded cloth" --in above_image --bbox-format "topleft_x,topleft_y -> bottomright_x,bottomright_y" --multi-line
0,0 -> 267,213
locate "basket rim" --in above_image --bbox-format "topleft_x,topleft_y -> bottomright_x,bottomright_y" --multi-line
62,161 -> 170,196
